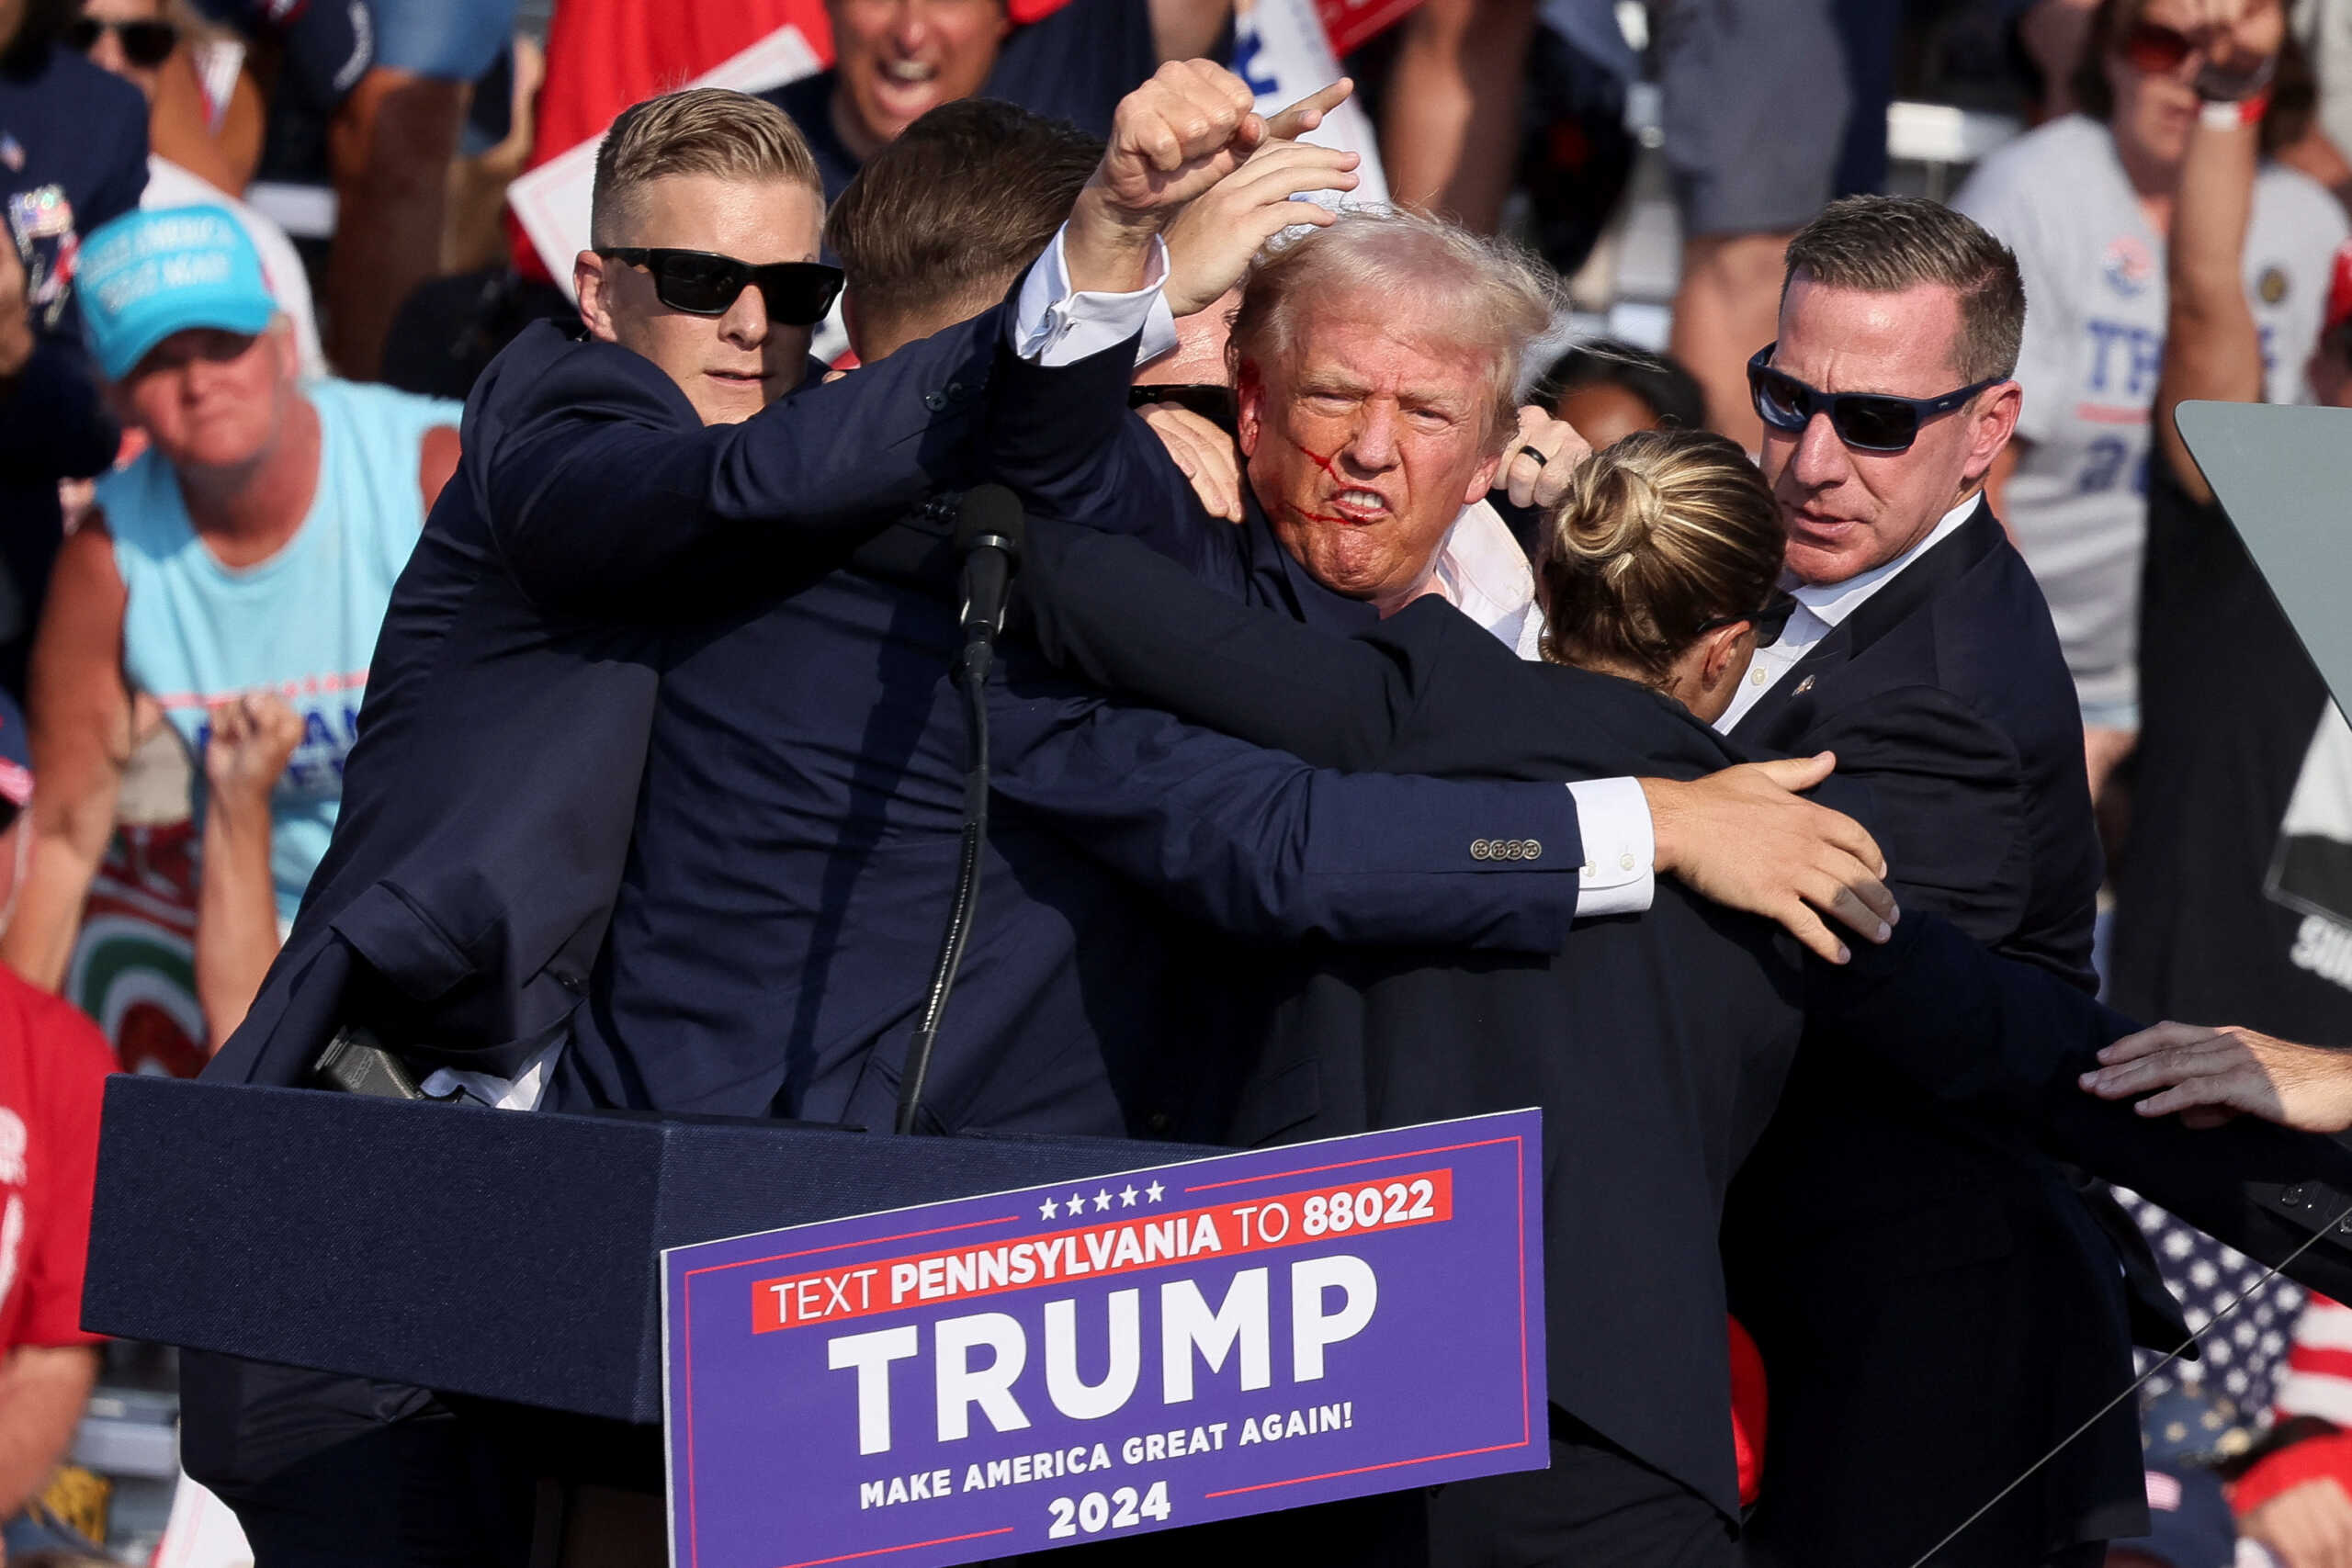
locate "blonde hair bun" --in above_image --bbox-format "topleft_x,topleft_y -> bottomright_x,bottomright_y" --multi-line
1537,428 -> 1785,684
1554,454 -> 1670,581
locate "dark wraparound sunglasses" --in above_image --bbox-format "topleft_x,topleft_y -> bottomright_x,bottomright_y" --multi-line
2120,18 -> 2274,97
1747,344 -> 2003,455
1700,590 -> 1798,649
1128,382 -> 1238,431
67,16 -> 177,65
2120,19 -> 2200,74
595,247 -> 843,326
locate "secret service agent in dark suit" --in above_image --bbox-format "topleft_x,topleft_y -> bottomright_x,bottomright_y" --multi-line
1010,518 -> 2352,1564
1718,499 -> 2139,1565
187,96 -> 1119,1562
1719,199 -> 2159,1567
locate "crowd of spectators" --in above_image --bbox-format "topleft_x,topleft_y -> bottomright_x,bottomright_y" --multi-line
5,0 -> 2352,1562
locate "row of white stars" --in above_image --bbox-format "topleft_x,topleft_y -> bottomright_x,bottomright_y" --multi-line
1040,1180 -> 1165,1220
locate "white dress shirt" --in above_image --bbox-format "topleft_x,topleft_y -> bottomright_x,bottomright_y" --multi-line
1009,228 -> 1180,368
1713,494 -> 1983,735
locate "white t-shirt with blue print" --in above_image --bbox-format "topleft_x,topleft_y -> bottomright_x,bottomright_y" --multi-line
1955,114 -> 2346,731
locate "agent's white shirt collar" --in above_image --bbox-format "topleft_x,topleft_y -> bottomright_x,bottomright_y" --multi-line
1789,492 -> 1983,627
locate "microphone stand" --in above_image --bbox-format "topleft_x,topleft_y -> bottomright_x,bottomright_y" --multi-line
896,493 -> 1021,1134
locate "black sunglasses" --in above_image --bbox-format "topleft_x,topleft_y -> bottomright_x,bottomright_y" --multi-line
1699,590 -> 1798,649
1747,344 -> 2003,455
1127,382 -> 1238,431
595,247 -> 843,327
2120,19 -> 2199,74
67,15 -> 176,66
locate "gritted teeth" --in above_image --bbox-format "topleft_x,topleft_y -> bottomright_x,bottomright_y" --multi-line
883,60 -> 935,82
1337,489 -> 1386,509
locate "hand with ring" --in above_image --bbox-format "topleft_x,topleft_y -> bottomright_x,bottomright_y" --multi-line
1497,406 -> 1592,511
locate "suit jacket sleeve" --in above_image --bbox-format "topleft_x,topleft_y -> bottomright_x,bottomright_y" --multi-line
478,308 -> 1007,618
1813,914 -> 2352,1301
990,668 -> 1586,952
981,327 -> 1244,570
1018,521 -> 1423,769
985,319 -> 1154,525
1798,683 -> 2033,945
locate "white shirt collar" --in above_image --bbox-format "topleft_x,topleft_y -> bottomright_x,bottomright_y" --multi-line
1429,499 -> 1546,660
1789,493 -> 1983,627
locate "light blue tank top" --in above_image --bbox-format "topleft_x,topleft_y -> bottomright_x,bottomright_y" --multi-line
100,378 -> 460,922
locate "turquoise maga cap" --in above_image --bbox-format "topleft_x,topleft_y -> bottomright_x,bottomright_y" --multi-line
77,205 -> 277,382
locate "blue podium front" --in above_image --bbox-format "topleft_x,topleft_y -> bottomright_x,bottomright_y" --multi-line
82,1076 -> 1216,1423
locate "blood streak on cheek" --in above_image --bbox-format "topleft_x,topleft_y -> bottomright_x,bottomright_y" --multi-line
1291,437 -> 1342,479
1287,437 -> 1356,525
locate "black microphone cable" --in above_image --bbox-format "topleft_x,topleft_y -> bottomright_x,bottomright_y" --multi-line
896,485 -> 1025,1135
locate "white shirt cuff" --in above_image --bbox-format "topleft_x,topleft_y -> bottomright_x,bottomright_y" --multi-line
1010,227 -> 1179,368
1565,775 -> 1656,918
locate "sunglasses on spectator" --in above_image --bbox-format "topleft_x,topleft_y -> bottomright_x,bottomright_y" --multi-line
67,15 -> 177,65
2119,19 -> 2203,74
1747,344 -> 2004,454
594,248 -> 844,326
1699,591 -> 1798,649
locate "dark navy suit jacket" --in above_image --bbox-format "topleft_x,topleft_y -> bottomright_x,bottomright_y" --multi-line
1720,502 -> 2163,1563
1009,518 -> 2352,1523
562,324 -> 1596,1133
209,310 -> 1047,1091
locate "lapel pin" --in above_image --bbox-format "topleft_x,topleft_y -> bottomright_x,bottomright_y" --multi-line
1792,674 -> 1816,696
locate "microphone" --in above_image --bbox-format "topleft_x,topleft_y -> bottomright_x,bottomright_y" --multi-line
955,483 -> 1024,653
897,487 -> 1026,1136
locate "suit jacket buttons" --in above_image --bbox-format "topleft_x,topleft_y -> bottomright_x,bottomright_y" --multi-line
923,390 -> 949,411
1472,839 -> 1543,862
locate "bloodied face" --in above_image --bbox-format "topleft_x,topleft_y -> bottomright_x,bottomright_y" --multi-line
1236,292 -> 1505,612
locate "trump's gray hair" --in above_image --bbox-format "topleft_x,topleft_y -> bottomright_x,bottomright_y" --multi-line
1226,207 -> 1561,453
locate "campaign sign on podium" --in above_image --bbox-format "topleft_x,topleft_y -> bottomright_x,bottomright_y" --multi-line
662,1110 -> 1544,1567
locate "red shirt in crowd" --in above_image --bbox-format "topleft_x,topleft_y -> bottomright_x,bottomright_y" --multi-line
0,964 -> 116,1353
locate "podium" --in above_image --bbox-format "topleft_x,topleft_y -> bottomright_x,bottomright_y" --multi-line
82,1076 -> 1217,1423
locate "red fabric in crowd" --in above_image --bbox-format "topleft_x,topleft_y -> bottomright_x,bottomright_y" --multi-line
508,0 -> 1087,283
0,965 -> 117,1351
2232,1428 -> 2352,1516
507,0 -> 836,283
1730,1314 -> 1767,1506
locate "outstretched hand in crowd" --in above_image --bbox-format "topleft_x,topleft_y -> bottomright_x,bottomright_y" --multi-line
204,692 -> 302,811
2080,1021 -> 2352,1132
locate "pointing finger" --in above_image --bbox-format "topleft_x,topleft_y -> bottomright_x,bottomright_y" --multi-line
1264,77 -> 1354,141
